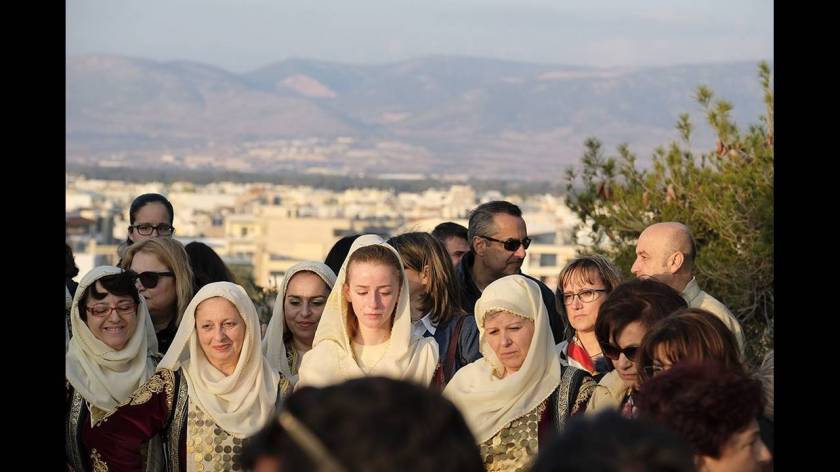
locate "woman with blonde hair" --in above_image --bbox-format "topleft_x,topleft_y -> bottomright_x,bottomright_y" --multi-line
262,261 -> 337,393
297,234 -> 439,388
555,254 -> 622,379
388,232 -> 480,386
84,281 -> 283,471
444,275 -> 596,472
120,237 -> 194,354
65,266 -> 162,472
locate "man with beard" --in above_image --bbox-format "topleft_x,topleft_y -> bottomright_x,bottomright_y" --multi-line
454,200 -> 564,342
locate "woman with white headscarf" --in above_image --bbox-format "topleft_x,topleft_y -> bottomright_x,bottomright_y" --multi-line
444,275 -> 597,472
65,266 -> 162,472
262,261 -> 336,393
84,282 -> 282,472
296,234 -> 439,388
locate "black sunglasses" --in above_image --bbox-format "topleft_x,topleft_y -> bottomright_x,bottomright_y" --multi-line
135,271 -> 175,289
480,235 -> 531,252
601,343 -> 640,362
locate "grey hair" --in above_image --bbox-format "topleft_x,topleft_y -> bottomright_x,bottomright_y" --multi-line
467,201 -> 522,250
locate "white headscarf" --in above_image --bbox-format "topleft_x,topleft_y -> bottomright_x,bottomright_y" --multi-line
262,261 -> 337,384
66,266 -> 159,416
158,282 -> 280,438
443,275 -> 562,444
296,234 -> 439,388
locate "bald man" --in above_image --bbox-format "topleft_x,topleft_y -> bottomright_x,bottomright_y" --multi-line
631,222 -> 745,353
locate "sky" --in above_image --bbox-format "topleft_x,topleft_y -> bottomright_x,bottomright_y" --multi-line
67,0 -> 773,73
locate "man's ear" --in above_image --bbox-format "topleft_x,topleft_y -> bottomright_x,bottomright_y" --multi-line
472,236 -> 486,256
668,251 -> 685,274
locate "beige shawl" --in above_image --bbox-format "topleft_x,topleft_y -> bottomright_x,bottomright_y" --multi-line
66,266 -> 159,418
443,275 -> 562,444
158,282 -> 280,438
296,234 -> 439,388
262,261 -> 337,384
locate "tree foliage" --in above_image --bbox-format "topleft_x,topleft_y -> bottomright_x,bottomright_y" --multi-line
564,62 -> 773,365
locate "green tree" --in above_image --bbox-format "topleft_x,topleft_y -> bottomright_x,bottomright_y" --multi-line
564,62 -> 773,365
229,264 -> 278,326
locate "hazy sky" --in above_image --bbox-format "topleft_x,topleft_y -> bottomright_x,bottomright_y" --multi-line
67,0 -> 773,73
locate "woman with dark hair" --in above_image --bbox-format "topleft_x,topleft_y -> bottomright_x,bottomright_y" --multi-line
635,362 -> 771,472
388,232 -> 480,386
65,267 -> 162,472
586,279 -> 687,417
297,235 -> 439,388
555,255 -> 622,379
262,261 -> 336,394
240,377 -> 484,472
444,275 -> 596,471
120,238 -> 195,355
184,241 -> 236,292
637,307 -> 744,383
117,193 -> 176,261
84,282 -> 284,471
324,234 -> 361,276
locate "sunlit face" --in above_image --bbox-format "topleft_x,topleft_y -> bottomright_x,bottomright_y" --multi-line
283,271 -> 330,348
630,228 -> 675,286
344,262 -> 401,334
477,214 -> 528,278
484,310 -> 535,377
129,202 -> 172,243
561,269 -> 607,333
130,252 -> 177,318
444,236 -> 470,267
84,281 -> 138,351
195,297 -> 247,375
699,419 -> 772,472
613,321 -> 646,390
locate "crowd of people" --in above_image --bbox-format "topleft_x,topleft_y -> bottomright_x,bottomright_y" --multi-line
65,193 -> 773,471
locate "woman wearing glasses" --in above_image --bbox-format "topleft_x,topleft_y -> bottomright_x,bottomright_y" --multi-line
118,193 -> 176,260
388,232 -> 481,387
587,279 -> 686,417
297,235 -> 440,388
262,261 -> 337,393
444,275 -> 597,472
66,266 -> 163,472
555,255 -> 622,380
120,238 -> 195,355
85,281 -> 283,472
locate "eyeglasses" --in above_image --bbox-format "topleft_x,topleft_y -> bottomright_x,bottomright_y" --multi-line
135,271 -> 175,289
86,302 -> 136,317
601,343 -> 640,362
130,223 -> 175,236
643,365 -> 666,376
480,235 -> 531,252
561,288 -> 607,305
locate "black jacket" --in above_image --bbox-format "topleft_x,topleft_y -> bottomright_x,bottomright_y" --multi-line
454,251 -> 565,343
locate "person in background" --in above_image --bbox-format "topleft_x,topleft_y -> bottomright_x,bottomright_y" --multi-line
431,221 -> 470,268
184,241 -> 236,292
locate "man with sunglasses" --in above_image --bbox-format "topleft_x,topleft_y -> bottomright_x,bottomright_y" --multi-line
630,222 -> 744,354
454,200 -> 564,343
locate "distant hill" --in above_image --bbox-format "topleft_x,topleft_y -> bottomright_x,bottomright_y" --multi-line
67,54 -> 770,180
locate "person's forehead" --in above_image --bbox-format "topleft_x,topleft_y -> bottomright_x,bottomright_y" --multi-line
134,202 -> 170,222
490,213 -> 526,234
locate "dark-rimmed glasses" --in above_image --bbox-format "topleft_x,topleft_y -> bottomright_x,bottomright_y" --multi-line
601,344 -> 640,362
480,235 -> 531,252
561,288 -> 607,305
130,223 -> 175,236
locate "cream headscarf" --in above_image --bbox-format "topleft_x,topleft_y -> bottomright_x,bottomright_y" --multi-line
158,282 -> 280,438
296,234 -> 439,388
443,274 -> 562,444
66,266 -> 159,417
262,261 -> 337,383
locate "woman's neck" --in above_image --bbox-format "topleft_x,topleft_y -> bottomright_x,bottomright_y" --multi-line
576,330 -> 602,357
291,336 -> 312,353
150,308 -> 176,333
353,326 -> 391,346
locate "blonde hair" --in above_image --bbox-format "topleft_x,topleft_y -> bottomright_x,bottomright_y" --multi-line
121,237 -> 195,323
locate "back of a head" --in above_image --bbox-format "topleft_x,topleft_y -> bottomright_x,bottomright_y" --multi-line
431,222 -> 468,243
467,200 -> 522,248
635,361 -> 764,460
185,241 -> 236,291
531,411 -> 695,472
595,278 -> 687,347
638,308 -> 744,383
66,243 -> 79,280
276,377 -> 483,472
325,234 -> 361,275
